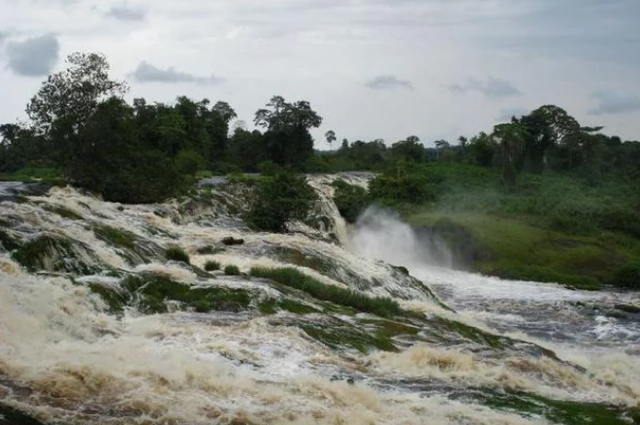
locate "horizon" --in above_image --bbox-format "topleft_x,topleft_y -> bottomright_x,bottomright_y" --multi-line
1,0 -> 639,149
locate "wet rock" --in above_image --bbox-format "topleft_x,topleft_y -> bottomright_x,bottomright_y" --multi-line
222,236 -> 245,246
0,182 -> 51,202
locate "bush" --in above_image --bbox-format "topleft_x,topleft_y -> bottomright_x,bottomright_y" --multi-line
611,262 -> 640,288
175,149 -> 205,176
204,260 -> 221,271
224,265 -> 241,276
369,165 -> 436,206
245,171 -> 317,232
165,246 -> 190,264
332,179 -> 370,223
250,267 -> 403,318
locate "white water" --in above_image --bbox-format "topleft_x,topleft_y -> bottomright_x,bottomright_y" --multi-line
349,206 -> 640,399
0,180 -> 639,424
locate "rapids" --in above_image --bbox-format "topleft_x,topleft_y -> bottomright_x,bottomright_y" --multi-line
0,176 -> 639,425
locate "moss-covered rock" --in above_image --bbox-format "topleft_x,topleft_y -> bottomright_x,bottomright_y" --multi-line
11,234 -> 101,274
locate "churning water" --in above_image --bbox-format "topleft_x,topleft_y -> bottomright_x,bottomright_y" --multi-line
0,177 -> 639,425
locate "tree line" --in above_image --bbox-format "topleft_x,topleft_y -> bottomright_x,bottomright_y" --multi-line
1,52 -> 639,204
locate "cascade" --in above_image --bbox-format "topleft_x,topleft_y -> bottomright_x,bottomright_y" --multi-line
0,179 -> 639,425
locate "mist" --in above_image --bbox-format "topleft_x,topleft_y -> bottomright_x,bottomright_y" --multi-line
347,206 -> 453,270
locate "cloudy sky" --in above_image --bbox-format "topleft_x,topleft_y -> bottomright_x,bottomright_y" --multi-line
1,0 -> 639,148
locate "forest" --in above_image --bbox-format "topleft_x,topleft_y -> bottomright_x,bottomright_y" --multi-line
1,52 -> 639,289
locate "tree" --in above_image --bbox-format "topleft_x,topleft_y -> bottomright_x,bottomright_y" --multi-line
246,171 -> 318,232
518,105 -> 580,174
26,52 -> 128,164
325,130 -> 336,151
391,136 -> 424,162
493,123 -> 527,186
254,96 -> 322,168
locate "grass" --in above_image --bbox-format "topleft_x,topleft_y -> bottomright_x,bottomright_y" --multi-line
11,234 -> 99,274
120,274 -> 251,314
46,205 -> 83,220
0,166 -> 65,186
466,389 -> 640,425
204,260 -> 221,271
164,245 -> 190,264
94,225 -> 137,251
224,264 -> 241,276
250,267 -> 403,318
407,212 -> 634,290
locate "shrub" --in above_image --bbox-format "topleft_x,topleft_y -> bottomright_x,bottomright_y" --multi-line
165,246 -> 190,264
245,171 -> 317,232
224,265 -> 241,276
611,262 -> 640,288
250,267 -> 402,318
332,179 -> 370,223
204,260 -> 221,271
175,149 -> 205,176
369,165 -> 436,206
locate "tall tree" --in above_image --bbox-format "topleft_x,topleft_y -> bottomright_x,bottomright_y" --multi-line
254,96 -> 322,168
325,130 -> 336,151
26,52 -> 128,164
518,105 -> 580,174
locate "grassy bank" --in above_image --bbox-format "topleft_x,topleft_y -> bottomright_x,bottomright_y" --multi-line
396,165 -> 640,290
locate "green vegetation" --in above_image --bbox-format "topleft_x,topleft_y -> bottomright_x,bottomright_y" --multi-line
120,274 -> 251,314
224,264 -> 241,276
467,390 -> 640,425
204,260 -> 221,271
94,225 -> 137,250
164,245 -> 190,264
611,261 -> 640,288
250,267 -> 403,318
332,179 -> 369,223
11,234 -> 99,274
245,171 -> 317,232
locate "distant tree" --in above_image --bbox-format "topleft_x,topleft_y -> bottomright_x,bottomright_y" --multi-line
325,130 -> 336,151
468,132 -> 497,167
493,123 -> 527,186
391,136 -> 424,163
26,52 -> 128,164
254,96 -> 322,168
518,105 -> 580,174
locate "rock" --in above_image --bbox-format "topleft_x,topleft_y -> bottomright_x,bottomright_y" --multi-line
222,237 -> 245,246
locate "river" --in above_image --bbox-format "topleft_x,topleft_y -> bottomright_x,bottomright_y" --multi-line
0,177 -> 638,424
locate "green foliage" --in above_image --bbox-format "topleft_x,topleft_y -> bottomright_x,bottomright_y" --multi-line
369,163 -> 436,207
611,262 -> 640,288
120,274 -> 251,314
254,96 -> 322,168
249,267 -> 403,318
164,245 -> 190,264
246,171 -> 317,232
93,225 -> 136,250
175,149 -> 205,176
224,264 -> 241,275
204,260 -> 221,271
332,179 -> 370,223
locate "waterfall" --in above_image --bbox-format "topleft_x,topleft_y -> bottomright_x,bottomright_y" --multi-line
1,178 -> 639,425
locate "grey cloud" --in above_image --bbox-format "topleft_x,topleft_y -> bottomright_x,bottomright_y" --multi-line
497,107 -> 529,122
365,75 -> 413,90
589,91 -> 640,115
450,77 -> 520,98
106,4 -> 145,21
130,61 -> 223,85
6,34 -> 60,76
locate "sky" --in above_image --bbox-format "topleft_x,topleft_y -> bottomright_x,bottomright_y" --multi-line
1,0 -> 639,149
